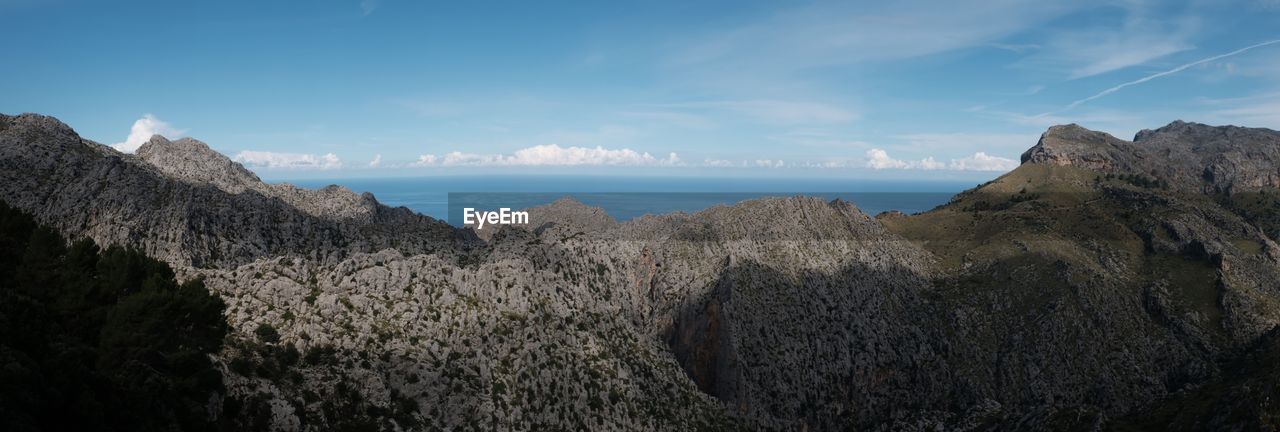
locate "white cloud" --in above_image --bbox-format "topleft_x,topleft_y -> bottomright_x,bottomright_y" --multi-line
865,148 -> 1015,171
367,154 -> 382,168
360,0 -> 378,15
948,152 -> 1019,171
409,154 -> 439,167
112,114 -> 185,153
754,159 -> 786,168
233,151 -> 343,170
412,144 -> 681,167
866,149 -> 944,170
703,158 -> 737,167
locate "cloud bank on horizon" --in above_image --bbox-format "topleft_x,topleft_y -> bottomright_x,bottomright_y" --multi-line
2,0 -> 1277,176
234,151 -> 343,170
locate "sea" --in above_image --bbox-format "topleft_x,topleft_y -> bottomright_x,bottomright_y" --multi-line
288,176 -> 974,226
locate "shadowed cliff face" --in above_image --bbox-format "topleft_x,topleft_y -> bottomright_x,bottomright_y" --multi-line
668,282 -> 731,397
2,113 -> 1280,430
668,259 -> 948,430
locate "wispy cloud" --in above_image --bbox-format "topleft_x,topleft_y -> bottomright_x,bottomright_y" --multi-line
865,148 -> 1017,171
368,154 -> 382,168
234,151 -> 343,170
1201,92 -> 1280,127
895,132 -> 1039,154
660,99 -> 858,125
767,129 -> 871,149
619,111 -> 717,129
360,0 -> 379,16
112,114 -> 185,153
989,43 -> 1041,53
1053,20 -> 1196,79
1044,39 -> 1280,115
672,0 -> 1088,73
1066,39 -> 1191,79
413,144 -> 680,167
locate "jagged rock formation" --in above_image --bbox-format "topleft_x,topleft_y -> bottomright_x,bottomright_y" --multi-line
137,135 -> 381,221
0,113 -> 466,268
1023,121 -> 1280,193
3,113 -> 1280,430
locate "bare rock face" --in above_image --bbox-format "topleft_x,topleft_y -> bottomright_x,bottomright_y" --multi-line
1021,124 -> 1132,171
526,197 -> 617,234
1134,121 -> 1280,193
0,112 -> 465,267
136,135 -> 379,221
1022,120 -> 1280,193
137,135 -> 263,193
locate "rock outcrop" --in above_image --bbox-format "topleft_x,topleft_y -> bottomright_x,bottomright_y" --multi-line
1022,120 -> 1280,193
137,135 -> 382,221
0,113 -> 466,268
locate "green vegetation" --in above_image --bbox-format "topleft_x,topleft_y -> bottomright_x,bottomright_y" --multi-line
1112,329 -> 1280,431
1224,188 -> 1280,241
1097,172 -> 1169,189
254,322 -> 281,344
0,201 -> 228,431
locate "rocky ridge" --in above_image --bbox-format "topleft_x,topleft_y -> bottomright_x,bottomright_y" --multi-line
0,113 -> 465,268
3,113 -> 1280,430
136,135 -> 381,221
1022,121 -> 1280,193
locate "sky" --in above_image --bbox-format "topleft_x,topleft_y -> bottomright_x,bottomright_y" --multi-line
1,0 -> 1278,180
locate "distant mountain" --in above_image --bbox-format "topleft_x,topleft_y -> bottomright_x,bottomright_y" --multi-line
2,113 -> 1279,430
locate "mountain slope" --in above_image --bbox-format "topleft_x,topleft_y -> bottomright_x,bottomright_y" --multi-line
0,113 -> 466,268
885,121 -> 1280,428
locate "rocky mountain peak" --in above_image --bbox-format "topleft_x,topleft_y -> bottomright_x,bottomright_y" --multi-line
1,113 -> 81,145
1134,119 -> 1194,141
127,132 -> 388,221
136,134 -> 263,194
1021,121 -> 1280,193
1020,123 -> 1130,170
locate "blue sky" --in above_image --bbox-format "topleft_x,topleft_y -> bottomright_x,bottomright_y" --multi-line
2,0 -> 1278,179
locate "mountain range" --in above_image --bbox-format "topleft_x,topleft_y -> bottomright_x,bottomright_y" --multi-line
2,112 -> 1279,430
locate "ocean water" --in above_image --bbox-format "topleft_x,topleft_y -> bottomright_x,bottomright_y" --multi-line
288,176 -> 972,225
